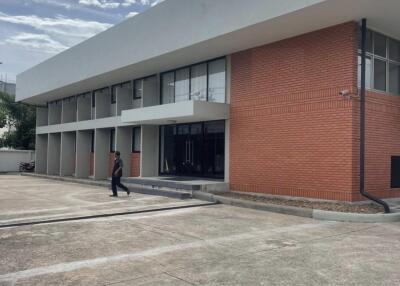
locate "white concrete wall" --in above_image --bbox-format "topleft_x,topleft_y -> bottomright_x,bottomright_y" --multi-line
35,134 -> 48,174
116,127 -> 132,177
60,132 -> 76,176
116,86 -> 133,116
141,125 -> 158,177
36,107 -> 48,127
0,150 -> 35,172
77,94 -> 91,121
48,102 -> 62,125
94,129 -> 109,180
47,133 -> 61,175
75,130 -> 92,178
62,97 -> 77,123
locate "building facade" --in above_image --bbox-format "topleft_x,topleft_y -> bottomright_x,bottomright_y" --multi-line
17,0 -> 400,202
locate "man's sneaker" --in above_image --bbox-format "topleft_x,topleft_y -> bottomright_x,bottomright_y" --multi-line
127,189 -> 131,196
109,194 -> 118,197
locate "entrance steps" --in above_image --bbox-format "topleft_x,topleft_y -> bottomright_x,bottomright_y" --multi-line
21,173 -> 227,200
121,176 -> 228,193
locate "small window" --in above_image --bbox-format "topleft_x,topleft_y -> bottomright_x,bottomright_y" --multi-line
111,88 -> 116,104
132,127 -> 141,153
389,63 -> 400,95
391,156 -> 400,188
161,72 -> 175,104
190,63 -> 207,101
134,79 -> 143,99
175,68 -> 190,102
91,130 -> 95,153
374,32 -> 387,58
374,59 -> 387,92
357,55 -> 372,89
110,129 -> 115,153
91,92 -> 96,108
389,39 -> 400,62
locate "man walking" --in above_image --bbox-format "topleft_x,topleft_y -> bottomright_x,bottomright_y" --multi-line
110,151 -> 130,197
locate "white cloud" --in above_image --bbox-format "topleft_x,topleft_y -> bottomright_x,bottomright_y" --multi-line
4,33 -> 68,54
79,0 -> 120,9
125,11 -> 139,18
0,12 -> 112,42
122,0 -> 165,7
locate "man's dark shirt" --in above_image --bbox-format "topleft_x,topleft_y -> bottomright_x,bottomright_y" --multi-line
112,158 -> 123,177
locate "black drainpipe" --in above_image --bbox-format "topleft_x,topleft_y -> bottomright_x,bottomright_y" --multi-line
360,18 -> 390,213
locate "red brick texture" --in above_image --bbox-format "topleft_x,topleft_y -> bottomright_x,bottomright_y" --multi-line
130,153 -> 141,177
361,91 -> 400,200
108,153 -> 114,177
230,22 -> 360,201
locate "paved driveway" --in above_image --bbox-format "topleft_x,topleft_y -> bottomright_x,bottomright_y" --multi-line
0,174 -> 399,286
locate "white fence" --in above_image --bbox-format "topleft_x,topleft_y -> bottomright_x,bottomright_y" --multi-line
0,150 -> 35,172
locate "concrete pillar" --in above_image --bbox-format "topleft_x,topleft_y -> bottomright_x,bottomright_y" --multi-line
61,97 -> 77,123
94,129 -> 109,180
60,132 -> 76,176
142,76 -> 159,107
76,130 -> 92,178
224,120 -> 230,183
116,85 -> 133,116
116,127 -> 132,177
36,107 -> 48,127
77,93 -> 91,121
48,101 -> 62,125
141,125 -> 158,177
47,133 -> 61,175
35,134 -> 48,174
95,88 -> 112,119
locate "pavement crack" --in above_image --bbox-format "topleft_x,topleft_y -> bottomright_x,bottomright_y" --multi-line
164,271 -> 199,286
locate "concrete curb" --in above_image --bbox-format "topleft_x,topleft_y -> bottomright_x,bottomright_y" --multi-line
192,192 -> 400,223
21,173 -> 191,200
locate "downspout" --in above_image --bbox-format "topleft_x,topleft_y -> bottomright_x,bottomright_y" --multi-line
359,18 -> 390,213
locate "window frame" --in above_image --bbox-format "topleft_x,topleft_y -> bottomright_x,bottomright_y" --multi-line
358,28 -> 400,96
160,57 -> 227,104
131,127 -> 141,153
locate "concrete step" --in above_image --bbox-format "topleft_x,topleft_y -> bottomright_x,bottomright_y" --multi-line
121,177 -> 201,191
22,173 -> 192,200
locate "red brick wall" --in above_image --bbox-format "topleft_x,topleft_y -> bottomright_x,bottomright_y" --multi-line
130,153 -> 140,177
230,22 -> 359,201
357,91 -> 400,200
108,153 -> 115,177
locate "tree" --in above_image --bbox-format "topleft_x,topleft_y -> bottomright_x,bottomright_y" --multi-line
0,91 -> 36,150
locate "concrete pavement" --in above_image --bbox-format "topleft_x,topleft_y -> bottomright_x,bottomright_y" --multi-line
0,174 -> 399,285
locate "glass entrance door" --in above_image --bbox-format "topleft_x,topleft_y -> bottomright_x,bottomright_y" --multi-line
160,121 -> 225,179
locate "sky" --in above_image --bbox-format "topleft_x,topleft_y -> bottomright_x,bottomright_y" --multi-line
0,0 -> 165,83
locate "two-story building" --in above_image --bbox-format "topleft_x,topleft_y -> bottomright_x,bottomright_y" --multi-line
17,0 -> 400,202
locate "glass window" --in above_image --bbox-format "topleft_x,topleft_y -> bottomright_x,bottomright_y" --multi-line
175,68 -> 190,102
374,59 -> 387,91
134,79 -> 143,99
208,59 -> 226,103
357,55 -> 372,89
161,72 -> 175,104
132,127 -> 141,152
190,63 -> 207,101
389,63 -> 400,95
110,129 -> 116,153
374,32 -> 387,58
389,39 -> 400,62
